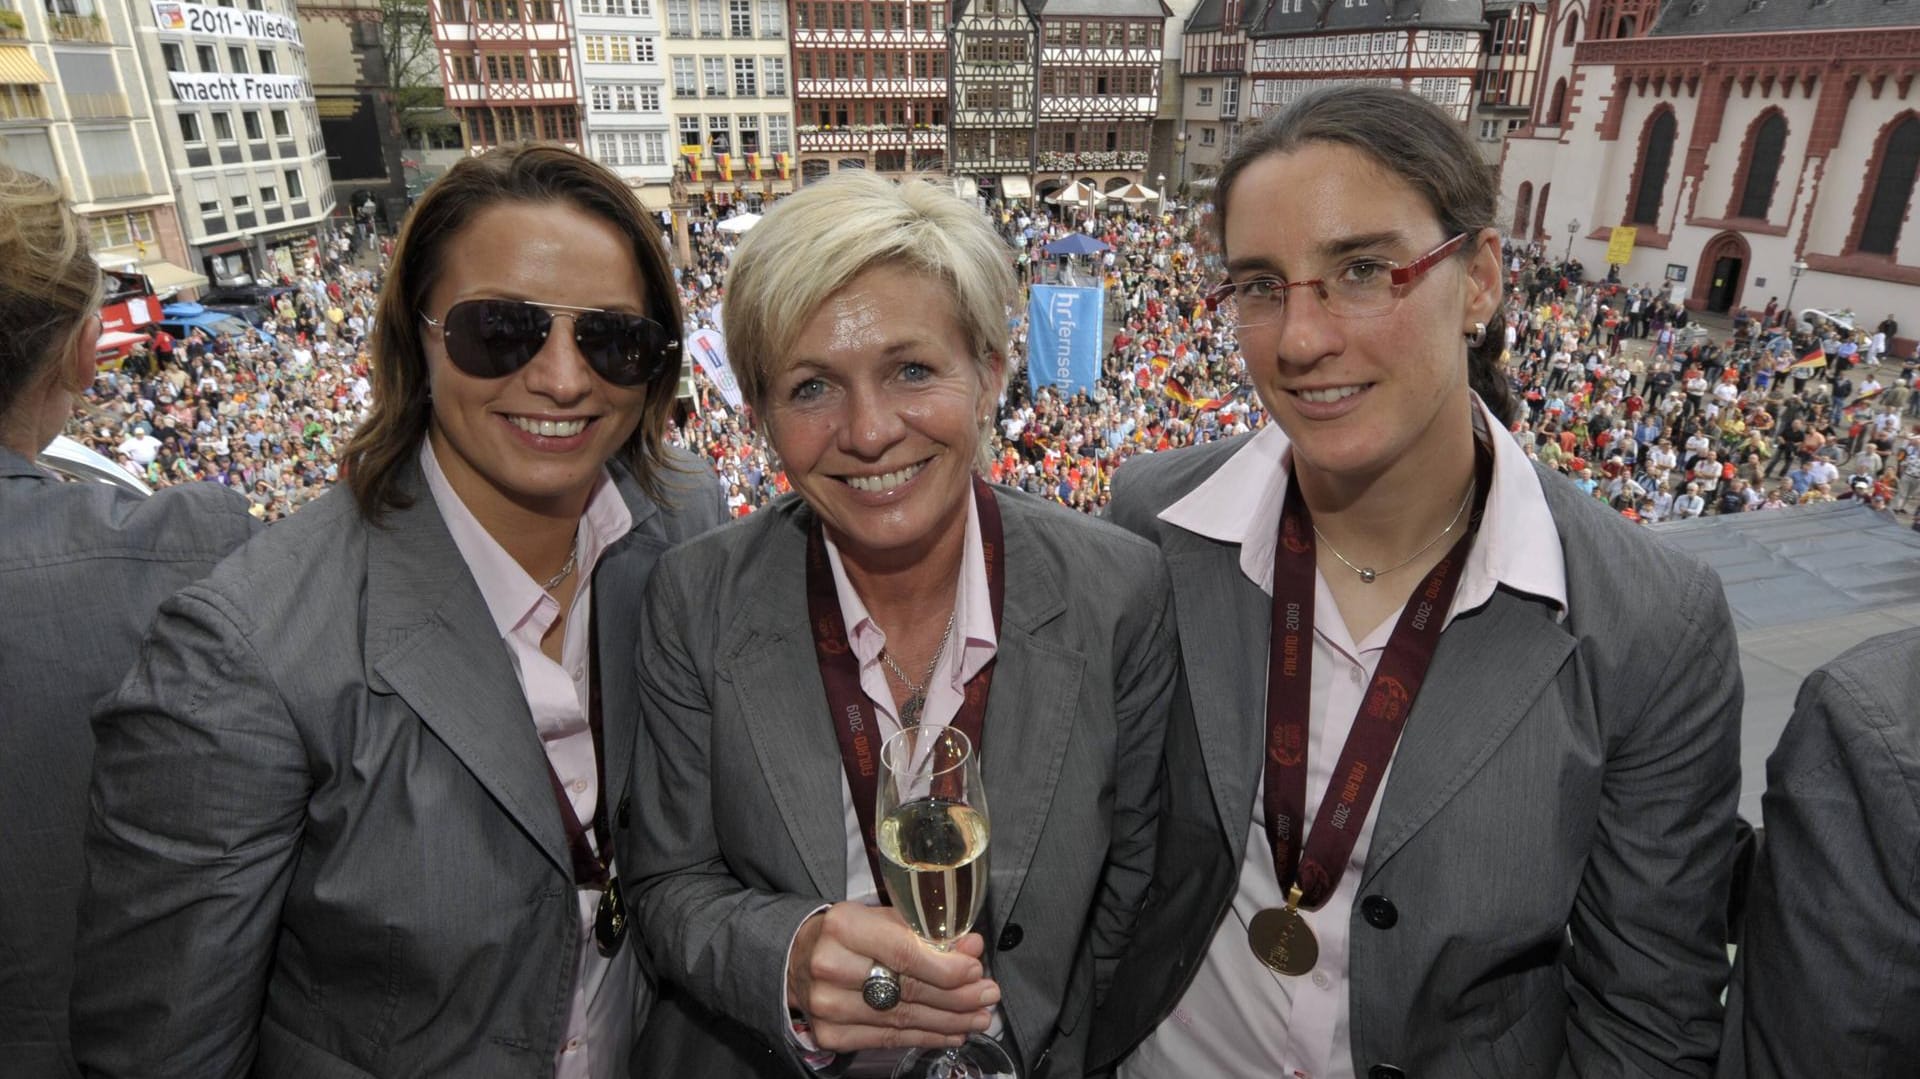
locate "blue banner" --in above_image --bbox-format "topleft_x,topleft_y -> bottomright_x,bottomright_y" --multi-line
1026,285 -> 1103,399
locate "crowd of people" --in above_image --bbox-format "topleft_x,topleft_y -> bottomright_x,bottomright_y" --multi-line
62,177 -> 1920,528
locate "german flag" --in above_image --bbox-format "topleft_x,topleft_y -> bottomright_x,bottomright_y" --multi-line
773,151 -> 791,180
1148,354 -> 1169,375
1852,385 -> 1884,406
746,151 -> 762,180
715,152 -> 733,182
1164,377 -> 1228,411
1789,348 -> 1826,371
681,145 -> 703,182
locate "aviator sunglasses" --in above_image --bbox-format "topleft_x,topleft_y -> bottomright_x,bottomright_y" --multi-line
420,298 -> 681,386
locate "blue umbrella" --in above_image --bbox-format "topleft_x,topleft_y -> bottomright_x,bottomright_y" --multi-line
1043,233 -> 1109,258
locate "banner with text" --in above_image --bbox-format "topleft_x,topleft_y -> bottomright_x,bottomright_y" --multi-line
687,328 -> 744,411
1027,285 -> 1103,399
169,72 -> 312,104
153,1 -> 302,44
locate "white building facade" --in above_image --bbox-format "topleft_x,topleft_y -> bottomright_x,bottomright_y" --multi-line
575,0 -> 673,196
659,0 -> 791,209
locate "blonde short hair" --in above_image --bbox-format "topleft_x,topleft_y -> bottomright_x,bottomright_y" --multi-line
0,165 -> 105,418
723,170 -> 1015,414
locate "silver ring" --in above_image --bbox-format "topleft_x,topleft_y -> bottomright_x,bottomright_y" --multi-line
862,962 -> 902,1012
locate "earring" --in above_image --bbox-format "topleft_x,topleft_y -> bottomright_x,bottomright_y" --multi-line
1466,322 -> 1488,348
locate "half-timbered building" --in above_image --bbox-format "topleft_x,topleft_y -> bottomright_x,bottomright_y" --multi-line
947,0 -> 1038,199
430,0 -> 583,151
791,0 -> 951,182
1499,0 -> 1919,343
1175,0 -> 1254,184
1243,0 -> 1486,126
1473,0 -> 1547,165
1033,0 -> 1170,197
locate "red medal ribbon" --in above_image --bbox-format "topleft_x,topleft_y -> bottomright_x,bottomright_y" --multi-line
806,476 -> 1007,899
541,616 -> 610,889
1263,443 -> 1493,909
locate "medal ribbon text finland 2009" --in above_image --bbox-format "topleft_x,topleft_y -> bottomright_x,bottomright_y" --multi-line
805,476 -> 1008,899
1251,444 -> 1493,976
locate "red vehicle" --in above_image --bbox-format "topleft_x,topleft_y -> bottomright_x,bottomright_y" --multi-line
93,267 -> 162,366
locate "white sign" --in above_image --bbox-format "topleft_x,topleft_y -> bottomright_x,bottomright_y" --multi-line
686,328 -> 744,410
169,72 -> 312,104
153,1 -> 303,45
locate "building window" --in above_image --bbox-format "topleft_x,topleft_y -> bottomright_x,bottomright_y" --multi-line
642,131 -> 666,163
593,131 -> 618,161
762,55 -> 785,96
258,48 -> 275,73
757,0 -> 782,34
697,0 -> 722,35
1547,78 -> 1567,124
702,55 -> 725,94
672,56 -> 697,95
1513,180 -> 1533,237
590,83 -> 613,110
242,110 -> 263,139
667,0 -> 691,35
1734,110 -> 1787,221
737,111 -> 759,153
728,0 -> 750,35
766,112 -> 789,152
633,36 -> 655,62
178,112 -> 203,143
707,114 -> 729,152
196,44 -> 217,70
1856,113 -> 1919,256
228,46 -> 248,72
618,131 -> 643,163
1628,107 -> 1676,226
162,44 -> 185,72
259,183 -> 279,205
733,56 -> 756,95
1200,126 -> 1216,146
608,35 -> 631,61
1197,86 -> 1213,106
678,114 -> 701,145
1479,118 -> 1499,141
212,111 -> 235,141
638,84 -> 659,110
584,35 -> 608,61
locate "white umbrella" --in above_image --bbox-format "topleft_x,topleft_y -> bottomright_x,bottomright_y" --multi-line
715,212 -> 761,234
1113,181 -> 1158,205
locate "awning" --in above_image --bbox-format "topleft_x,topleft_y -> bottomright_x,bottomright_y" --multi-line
634,183 -> 674,212
140,260 -> 209,292
1000,174 -> 1032,199
96,330 -> 151,353
0,45 -> 53,85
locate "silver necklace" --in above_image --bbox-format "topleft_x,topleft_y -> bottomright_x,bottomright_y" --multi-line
539,533 -> 580,593
1312,483 -> 1474,585
879,611 -> 957,726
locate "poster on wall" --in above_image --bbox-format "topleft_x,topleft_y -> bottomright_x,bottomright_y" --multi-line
153,0 -> 303,44
169,73 -> 313,104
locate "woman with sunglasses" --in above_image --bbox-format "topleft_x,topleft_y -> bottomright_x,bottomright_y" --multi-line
1090,86 -> 1742,1077
72,146 -> 724,1078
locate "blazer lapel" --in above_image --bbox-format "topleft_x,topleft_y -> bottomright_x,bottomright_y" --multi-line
718,510 -> 852,900
1362,591 -> 1574,879
364,470 -> 574,878
1162,529 -> 1270,850
595,475 -> 666,816
977,503 -> 1083,927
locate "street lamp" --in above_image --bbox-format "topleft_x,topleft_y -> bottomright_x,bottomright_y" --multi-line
1565,218 -> 1579,264
1156,171 -> 1166,216
1785,257 -> 1808,317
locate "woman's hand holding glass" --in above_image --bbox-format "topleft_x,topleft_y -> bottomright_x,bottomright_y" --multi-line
785,901 -> 1000,1052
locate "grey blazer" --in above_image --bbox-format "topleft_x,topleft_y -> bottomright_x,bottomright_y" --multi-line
622,487 -> 1177,1078
0,448 -> 259,1079
1090,435 -> 1743,1078
1720,627 -> 1920,1077
71,452 -> 724,1079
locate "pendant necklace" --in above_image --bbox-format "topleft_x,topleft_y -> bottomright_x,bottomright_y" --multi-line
879,611 -> 957,726
540,529 -> 581,593
1313,481 -> 1475,585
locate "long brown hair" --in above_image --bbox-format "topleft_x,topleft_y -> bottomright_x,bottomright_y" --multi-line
343,143 -> 684,520
1214,86 -> 1516,424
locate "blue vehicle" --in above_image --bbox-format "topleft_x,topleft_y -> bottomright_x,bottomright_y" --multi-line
156,302 -> 276,345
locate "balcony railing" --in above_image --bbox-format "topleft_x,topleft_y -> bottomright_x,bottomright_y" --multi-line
65,92 -> 131,118
46,11 -> 109,41
0,9 -> 27,39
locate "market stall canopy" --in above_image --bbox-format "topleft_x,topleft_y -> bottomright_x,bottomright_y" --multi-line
715,212 -> 761,233
1000,175 -> 1032,199
1042,233 -> 1109,257
138,260 -> 210,293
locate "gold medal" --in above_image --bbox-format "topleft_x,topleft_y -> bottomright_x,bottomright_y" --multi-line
1247,885 -> 1318,976
594,877 -> 627,957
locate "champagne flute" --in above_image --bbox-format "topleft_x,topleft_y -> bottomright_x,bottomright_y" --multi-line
876,724 -> 1017,1079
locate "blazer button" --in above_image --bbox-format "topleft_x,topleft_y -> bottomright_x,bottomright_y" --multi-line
1368,1066 -> 1407,1079
1360,894 -> 1398,929
616,796 -> 631,830
997,924 -> 1024,951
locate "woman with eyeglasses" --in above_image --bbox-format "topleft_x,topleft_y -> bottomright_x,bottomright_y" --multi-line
1090,86 -> 1742,1077
72,146 -> 724,1078
0,166 -> 260,1079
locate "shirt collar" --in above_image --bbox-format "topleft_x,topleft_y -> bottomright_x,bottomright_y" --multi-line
1157,396 -> 1569,622
421,438 -> 634,640
824,489 -> 998,687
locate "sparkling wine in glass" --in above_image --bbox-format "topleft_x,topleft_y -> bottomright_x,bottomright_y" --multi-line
876,725 -> 1017,1079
